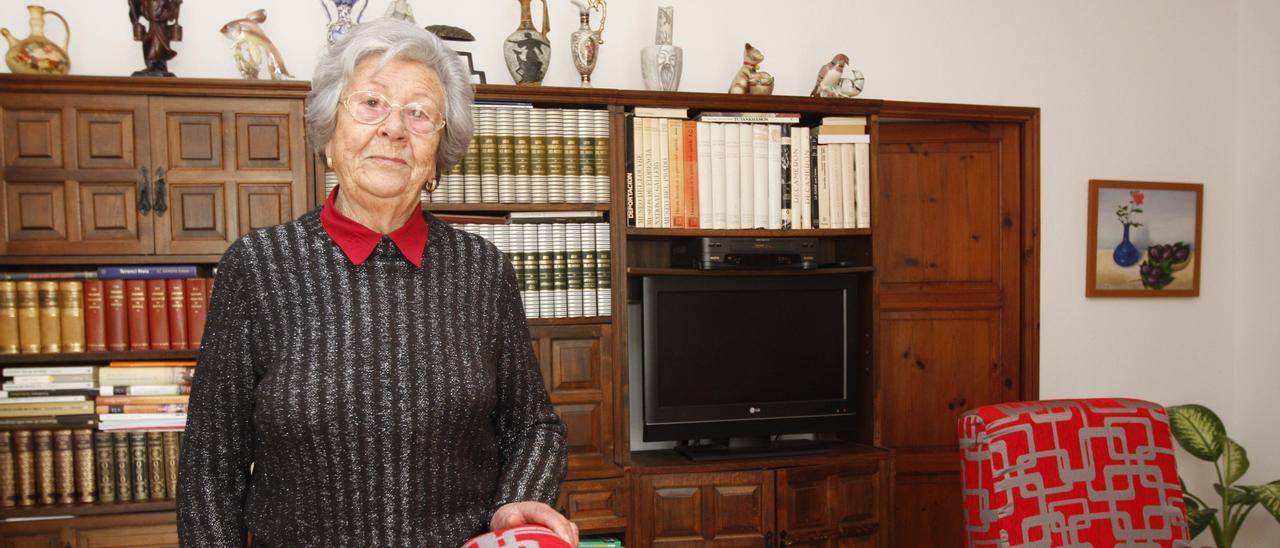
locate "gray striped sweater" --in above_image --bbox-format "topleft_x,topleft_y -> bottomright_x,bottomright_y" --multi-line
176,209 -> 567,547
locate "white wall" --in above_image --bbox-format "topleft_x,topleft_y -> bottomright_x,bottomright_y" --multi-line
11,0 -> 1275,544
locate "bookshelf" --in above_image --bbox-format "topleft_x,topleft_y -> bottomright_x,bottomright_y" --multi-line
2,76 -> 1041,548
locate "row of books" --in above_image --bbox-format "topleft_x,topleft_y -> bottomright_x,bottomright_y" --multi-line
0,429 -> 183,508
2,364 -> 194,435
453,222 -> 611,319
625,112 -> 871,230
0,277 -> 212,355
321,104 -> 613,206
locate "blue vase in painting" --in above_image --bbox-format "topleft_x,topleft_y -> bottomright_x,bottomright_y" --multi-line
1113,223 -> 1141,267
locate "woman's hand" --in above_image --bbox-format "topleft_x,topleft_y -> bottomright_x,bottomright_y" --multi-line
490,501 -> 579,546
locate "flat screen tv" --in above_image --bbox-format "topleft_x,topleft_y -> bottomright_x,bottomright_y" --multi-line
642,274 -> 859,459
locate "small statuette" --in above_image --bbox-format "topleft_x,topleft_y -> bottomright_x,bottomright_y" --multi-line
728,42 -> 772,95
384,0 -> 415,23
811,53 -> 864,98
321,0 -> 368,46
568,0 -> 606,87
128,0 -> 183,77
221,9 -> 292,80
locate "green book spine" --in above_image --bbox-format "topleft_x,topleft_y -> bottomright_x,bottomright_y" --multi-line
546,130 -> 564,180
462,140 -> 481,201
595,132 -> 610,178
146,432 -> 166,500
112,432 -> 131,502
94,431 -> 114,503
129,432 -> 148,501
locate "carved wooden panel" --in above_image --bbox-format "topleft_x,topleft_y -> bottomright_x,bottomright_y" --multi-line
164,113 -> 223,170
893,470 -> 963,548
5,181 -> 65,242
635,470 -> 774,547
557,478 -> 627,533
154,182 -> 227,255
878,311 -> 1004,448
776,461 -> 886,548
76,110 -> 136,169
74,523 -> 178,547
2,107 -> 62,169
236,114 -> 291,170
79,181 -> 150,249
1,531 -> 60,548
237,183 -> 293,234
530,324 -> 616,478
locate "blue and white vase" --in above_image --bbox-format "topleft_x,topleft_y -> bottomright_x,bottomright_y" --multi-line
321,0 -> 368,46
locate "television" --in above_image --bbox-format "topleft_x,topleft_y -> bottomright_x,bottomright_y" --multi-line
641,274 -> 859,460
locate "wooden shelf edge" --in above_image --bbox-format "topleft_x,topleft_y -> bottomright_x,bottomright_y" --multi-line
527,316 -> 613,327
0,500 -> 174,520
626,228 -> 870,238
627,266 -> 872,277
0,255 -> 224,266
0,350 -> 200,365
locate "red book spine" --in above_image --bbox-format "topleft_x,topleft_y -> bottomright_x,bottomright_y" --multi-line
125,280 -> 149,351
104,280 -> 127,352
83,280 -> 106,352
166,279 -> 187,350
146,280 -> 169,350
185,279 -> 207,349
684,120 -> 700,229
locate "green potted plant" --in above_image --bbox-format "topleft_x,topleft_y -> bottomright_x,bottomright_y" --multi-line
1167,404 -> 1280,547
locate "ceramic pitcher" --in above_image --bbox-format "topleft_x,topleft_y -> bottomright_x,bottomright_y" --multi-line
503,0 -> 551,86
2,5 -> 71,75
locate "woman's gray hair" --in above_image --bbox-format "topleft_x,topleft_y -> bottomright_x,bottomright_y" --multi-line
306,18 -> 474,175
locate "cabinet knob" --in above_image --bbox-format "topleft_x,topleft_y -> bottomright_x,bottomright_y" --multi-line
137,166 -> 151,215
153,166 -> 168,215
764,530 -> 774,548
780,529 -> 792,546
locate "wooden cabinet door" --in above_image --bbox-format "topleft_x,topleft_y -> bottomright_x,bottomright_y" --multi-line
633,471 -> 774,547
775,459 -> 888,548
0,531 -> 60,548
1,93 -> 153,256
530,324 -> 618,478
557,477 -> 627,534
148,96 -> 306,255
875,122 -> 1025,547
72,524 -> 177,548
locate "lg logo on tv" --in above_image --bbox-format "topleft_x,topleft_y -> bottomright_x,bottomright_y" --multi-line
749,407 -> 761,414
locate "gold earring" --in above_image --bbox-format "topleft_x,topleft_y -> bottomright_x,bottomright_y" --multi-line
424,178 -> 439,193
325,155 -> 333,170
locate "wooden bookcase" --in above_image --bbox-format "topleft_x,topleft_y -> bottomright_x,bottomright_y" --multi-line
2,76 -> 1040,547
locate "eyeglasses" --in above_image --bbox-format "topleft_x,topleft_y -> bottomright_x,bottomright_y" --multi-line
339,90 -> 446,136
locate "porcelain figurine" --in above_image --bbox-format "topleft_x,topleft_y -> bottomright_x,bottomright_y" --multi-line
321,0 -> 368,46
568,0 -> 605,87
128,0 -> 183,77
384,0 -> 414,23
639,6 -> 681,91
2,5 -> 71,75
503,0 -> 551,86
728,42 -> 772,95
839,67 -> 865,97
811,53 -> 864,98
221,9 -> 292,80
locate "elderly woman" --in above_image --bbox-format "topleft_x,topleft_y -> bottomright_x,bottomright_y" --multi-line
177,19 -> 573,546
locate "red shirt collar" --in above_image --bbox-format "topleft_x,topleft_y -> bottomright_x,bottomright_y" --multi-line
319,186 -> 428,268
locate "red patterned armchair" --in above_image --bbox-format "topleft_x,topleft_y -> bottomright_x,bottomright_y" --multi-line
958,398 -> 1190,547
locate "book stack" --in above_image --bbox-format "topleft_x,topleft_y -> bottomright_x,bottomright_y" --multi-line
451,214 -> 611,319
579,538 -> 623,547
1,365 -> 99,431
424,103 -> 611,205
95,361 -> 193,432
625,111 -> 871,230
0,266 -> 215,354
0,427 -> 183,507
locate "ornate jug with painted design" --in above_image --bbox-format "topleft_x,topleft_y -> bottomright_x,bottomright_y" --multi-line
2,5 -> 71,75
503,0 -> 551,86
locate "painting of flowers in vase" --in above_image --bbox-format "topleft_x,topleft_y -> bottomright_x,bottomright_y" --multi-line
1087,180 -> 1203,297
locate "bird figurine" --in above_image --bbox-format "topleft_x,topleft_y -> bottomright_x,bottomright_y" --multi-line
221,9 -> 293,80
810,53 -> 849,98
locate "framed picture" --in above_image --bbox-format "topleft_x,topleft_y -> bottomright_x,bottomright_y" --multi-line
1086,180 -> 1203,297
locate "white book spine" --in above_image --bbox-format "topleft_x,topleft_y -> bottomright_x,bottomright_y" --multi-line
631,117 -> 644,228
513,107 -> 532,204
537,224 -> 554,318
595,110 -> 610,203
579,223 -> 595,316
595,223 -> 611,317
817,145 -> 831,229
497,107 -> 515,203
855,142 -> 871,229
751,124 -> 769,229
0,396 -> 87,404
98,385 -> 185,396
709,123 -> 727,229
767,125 -> 783,230
523,224 -> 541,318
798,127 -> 812,229
788,127 -> 802,230
824,145 -> 843,228
565,223 -> 583,318
478,106 -> 499,203
696,122 -> 712,228
738,124 -> 755,228
546,109 -> 565,203
531,108 -> 549,203
645,118 -> 661,228
724,123 -> 741,229
2,366 -> 96,376
840,143 -> 857,229
2,382 -> 95,391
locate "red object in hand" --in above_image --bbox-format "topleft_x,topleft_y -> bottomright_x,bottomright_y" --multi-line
462,525 -> 572,548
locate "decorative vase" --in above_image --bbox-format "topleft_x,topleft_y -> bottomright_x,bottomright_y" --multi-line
503,0 -> 551,86
1113,223 -> 1141,267
640,6 -> 681,91
2,5 -> 71,75
321,0 -> 367,46
568,0 -> 605,87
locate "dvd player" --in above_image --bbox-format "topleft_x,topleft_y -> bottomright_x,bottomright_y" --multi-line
670,237 -> 818,270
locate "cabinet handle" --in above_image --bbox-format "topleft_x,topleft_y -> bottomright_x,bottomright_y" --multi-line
764,531 -> 774,548
137,166 -> 151,215
780,529 -> 792,546
153,166 -> 168,216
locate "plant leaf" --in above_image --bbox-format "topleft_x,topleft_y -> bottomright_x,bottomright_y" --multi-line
1186,507 -> 1216,540
1221,436 -> 1249,486
1214,483 -> 1257,505
1253,483 -> 1280,523
1167,404 -> 1225,461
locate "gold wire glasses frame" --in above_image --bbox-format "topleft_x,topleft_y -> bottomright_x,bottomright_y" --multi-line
339,90 -> 446,136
